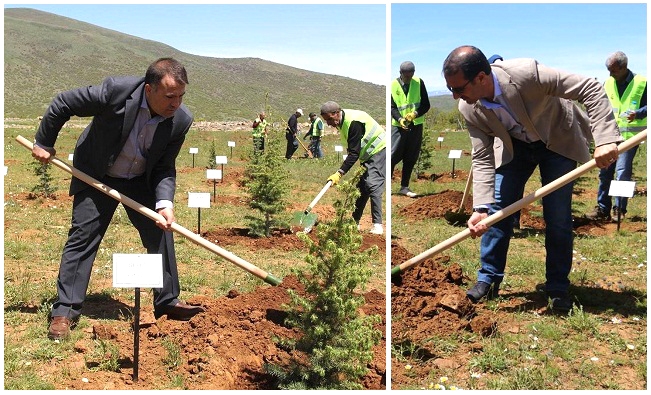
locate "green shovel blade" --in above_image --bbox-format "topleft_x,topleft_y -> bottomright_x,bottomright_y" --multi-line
292,211 -> 318,230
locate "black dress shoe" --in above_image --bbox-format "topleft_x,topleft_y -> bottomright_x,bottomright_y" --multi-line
547,291 -> 573,313
155,302 -> 205,321
466,281 -> 499,303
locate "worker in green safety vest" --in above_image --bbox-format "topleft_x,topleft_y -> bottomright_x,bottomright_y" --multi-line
320,101 -> 386,235
586,51 -> 647,221
303,112 -> 324,158
251,112 -> 267,152
391,61 -> 431,198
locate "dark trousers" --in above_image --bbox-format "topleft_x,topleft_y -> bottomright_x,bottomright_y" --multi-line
391,123 -> 423,187
285,132 -> 298,159
353,148 -> 386,225
51,175 -> 180,320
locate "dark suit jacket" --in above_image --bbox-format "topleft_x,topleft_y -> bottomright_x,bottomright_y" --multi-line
35,76 -> 193,201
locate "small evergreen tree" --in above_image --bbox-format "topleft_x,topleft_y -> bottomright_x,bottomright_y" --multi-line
265,167 -> 382,389
243,135 -> 289,237
207,140 -> 217,169
413,123 -> 434,180
30,161 -> 57,199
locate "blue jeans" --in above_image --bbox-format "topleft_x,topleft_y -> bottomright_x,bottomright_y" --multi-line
477,140 -> 577,294
309,137 -> 323,158
596,144 -> 639,214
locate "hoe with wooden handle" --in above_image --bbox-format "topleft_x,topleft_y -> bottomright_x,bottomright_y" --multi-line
392,129 -> 647,276
16,135 -> 282,286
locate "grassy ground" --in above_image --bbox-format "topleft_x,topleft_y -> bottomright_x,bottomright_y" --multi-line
390,128 -> 647,390
3,119 -> 386,389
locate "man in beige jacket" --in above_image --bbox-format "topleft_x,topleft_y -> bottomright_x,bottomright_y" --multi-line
442,45 -> 622,312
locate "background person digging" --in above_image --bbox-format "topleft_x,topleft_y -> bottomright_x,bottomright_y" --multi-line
31,58 -> 205,340
320,101 -> 386,235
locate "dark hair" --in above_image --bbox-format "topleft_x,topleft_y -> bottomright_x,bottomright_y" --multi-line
145,58 -> 189,87
442,46 -> 491,80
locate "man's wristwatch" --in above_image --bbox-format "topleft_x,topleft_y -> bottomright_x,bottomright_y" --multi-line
473,207 -> 490,214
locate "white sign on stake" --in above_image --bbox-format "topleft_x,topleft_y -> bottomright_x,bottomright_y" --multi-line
227,141 -> 236,147
188,192 -> 211,208
343,154 -> 348,161
608,180 -> 636,198
68,154 -> 74,161
215,156 -> 228,164
189,147 -> 199,154
4,166 -> 8,176
437,137 -> 445,142
334,145 -> 344,152
206,169 -> 222,180
448,150 -> 463,159
112,254 -> 163,288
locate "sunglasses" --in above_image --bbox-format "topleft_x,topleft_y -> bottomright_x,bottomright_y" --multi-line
447,77 -> 473,94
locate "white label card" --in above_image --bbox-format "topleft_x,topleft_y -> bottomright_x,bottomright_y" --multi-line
189,147 -> 199,154
112,254 -> 163,288
334,145 -> 344,152
206,169 -> 222,180
188,192 -> 211,208
438,137 -> 445,142
608,180 -> 636,198
215,156 -> 228,164
68,154 -> 74,161
227,141 -> 236,147
448,150 -> 463,159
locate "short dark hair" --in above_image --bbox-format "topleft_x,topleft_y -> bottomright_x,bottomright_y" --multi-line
442,46 -> 491,81
145,58 -> 189,87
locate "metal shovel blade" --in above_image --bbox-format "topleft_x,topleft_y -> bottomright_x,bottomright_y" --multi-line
292,210 -> 318,231
444,209 -> 471,226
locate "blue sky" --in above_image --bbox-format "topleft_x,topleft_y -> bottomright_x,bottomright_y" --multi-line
4,3 -> 387,85
392,2 -> 648,94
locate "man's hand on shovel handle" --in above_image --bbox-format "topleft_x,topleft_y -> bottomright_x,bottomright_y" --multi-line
156,207 -> 175,231
468,212 -> 489,238
32,143 -> 56,164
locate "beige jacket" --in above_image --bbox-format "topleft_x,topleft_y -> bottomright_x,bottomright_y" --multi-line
459,58 -> 622,206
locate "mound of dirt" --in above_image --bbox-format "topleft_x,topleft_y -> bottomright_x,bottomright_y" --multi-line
391,244 -> 497,350
62,275 -> 385,390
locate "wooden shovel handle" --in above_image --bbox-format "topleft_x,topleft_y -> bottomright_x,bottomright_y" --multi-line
459,164 -> 473,211
15,135 -> 281,286
392,130 -> 647,275
297,137 -> 313,158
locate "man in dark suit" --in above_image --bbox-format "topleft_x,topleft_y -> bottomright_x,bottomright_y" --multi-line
32,58 -> 205,340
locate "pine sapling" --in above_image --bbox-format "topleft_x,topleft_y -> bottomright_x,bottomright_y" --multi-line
30,161 -> 57,199
243,135 -> 289,237
207,140 -> 217,169
413,122 -> 434,180
266,167 -> 382,389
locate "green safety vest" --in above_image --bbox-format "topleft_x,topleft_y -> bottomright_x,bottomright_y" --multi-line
604,74 -> 647,139
391,77 -> 426,126
310,117 -> 324,137
339,109 -> 386,162
252,118 -> 267,138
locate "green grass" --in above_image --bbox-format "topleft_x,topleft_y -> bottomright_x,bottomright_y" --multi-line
391,126 -> 647,390
4,119 -> 386,389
